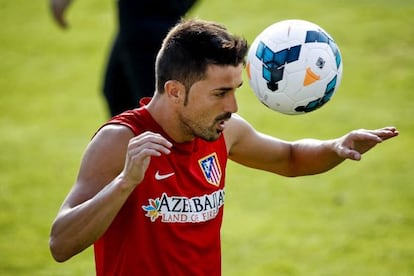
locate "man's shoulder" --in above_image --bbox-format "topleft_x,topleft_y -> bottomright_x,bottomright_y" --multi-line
102,107 -> 154,136
224,114 -> 256,154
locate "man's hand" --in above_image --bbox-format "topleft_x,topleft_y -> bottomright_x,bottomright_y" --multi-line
120,131 -> 173,186
335,126 -> 399,161
49,0 -> 73,28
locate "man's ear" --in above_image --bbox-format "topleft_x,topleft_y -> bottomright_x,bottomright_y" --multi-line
164,80 -> 186,103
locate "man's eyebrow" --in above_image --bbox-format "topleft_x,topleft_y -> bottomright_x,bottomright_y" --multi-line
214,81 -> 244,92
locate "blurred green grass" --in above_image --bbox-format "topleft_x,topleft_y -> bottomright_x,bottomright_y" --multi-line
0,0 -> 413,275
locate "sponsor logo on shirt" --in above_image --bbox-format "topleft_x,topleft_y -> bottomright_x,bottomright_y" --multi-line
142,189 -> 225,223
198,153 -> 222,186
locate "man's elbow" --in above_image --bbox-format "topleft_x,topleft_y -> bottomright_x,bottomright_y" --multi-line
49,236 -> 73,263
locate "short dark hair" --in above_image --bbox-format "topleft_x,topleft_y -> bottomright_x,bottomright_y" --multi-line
155,18 -> 249,93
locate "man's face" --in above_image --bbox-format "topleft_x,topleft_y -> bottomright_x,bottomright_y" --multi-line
178,64 -> 244,141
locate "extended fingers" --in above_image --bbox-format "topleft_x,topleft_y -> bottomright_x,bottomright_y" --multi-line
349,129 -> 382,143
352,127 -> 399,143
375,126 -> 399,141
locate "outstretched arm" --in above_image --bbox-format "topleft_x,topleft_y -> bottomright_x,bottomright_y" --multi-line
286,126 -> 399,176
49,0 -> 73,28
225,115 -> 399,177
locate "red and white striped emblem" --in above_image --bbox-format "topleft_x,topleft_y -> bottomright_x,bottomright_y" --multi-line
198,153 -> 222,186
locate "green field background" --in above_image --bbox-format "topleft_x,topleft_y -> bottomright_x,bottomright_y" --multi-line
1,0 -> 413,275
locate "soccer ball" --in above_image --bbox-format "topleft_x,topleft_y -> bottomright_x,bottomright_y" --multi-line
246,19 -> 343,115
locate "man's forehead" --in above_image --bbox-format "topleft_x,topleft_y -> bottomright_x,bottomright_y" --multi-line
204,64 -> 244,84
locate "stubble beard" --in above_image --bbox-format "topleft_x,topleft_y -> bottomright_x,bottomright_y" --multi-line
180,112 -> 232,142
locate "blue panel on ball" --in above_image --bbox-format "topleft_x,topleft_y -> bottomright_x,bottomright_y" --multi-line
325,75 -> 337,95
262,67 -> 271,82
305,30 -> 329,43
255,41 -> 302,92
305,30 -> 342,69
256,41 -> 265,59
286,45 -> 301,63
294,75 -> 338,113
273,50 -> 288,67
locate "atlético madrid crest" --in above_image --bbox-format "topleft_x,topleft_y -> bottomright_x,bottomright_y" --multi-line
198,153 -> 222,186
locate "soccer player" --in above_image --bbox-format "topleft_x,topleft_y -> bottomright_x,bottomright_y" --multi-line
49,18 -> 399,275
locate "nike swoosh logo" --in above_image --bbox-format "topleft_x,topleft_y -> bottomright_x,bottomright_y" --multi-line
155,171 -> 175,180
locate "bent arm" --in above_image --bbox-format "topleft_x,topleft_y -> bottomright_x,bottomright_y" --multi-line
225,115 -> 398,177
50,175 -> 136,262
49,126 -> 173,262
49,126 -> 134,262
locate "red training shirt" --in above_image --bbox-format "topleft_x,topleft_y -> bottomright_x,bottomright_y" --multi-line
94,99 -> 228,275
